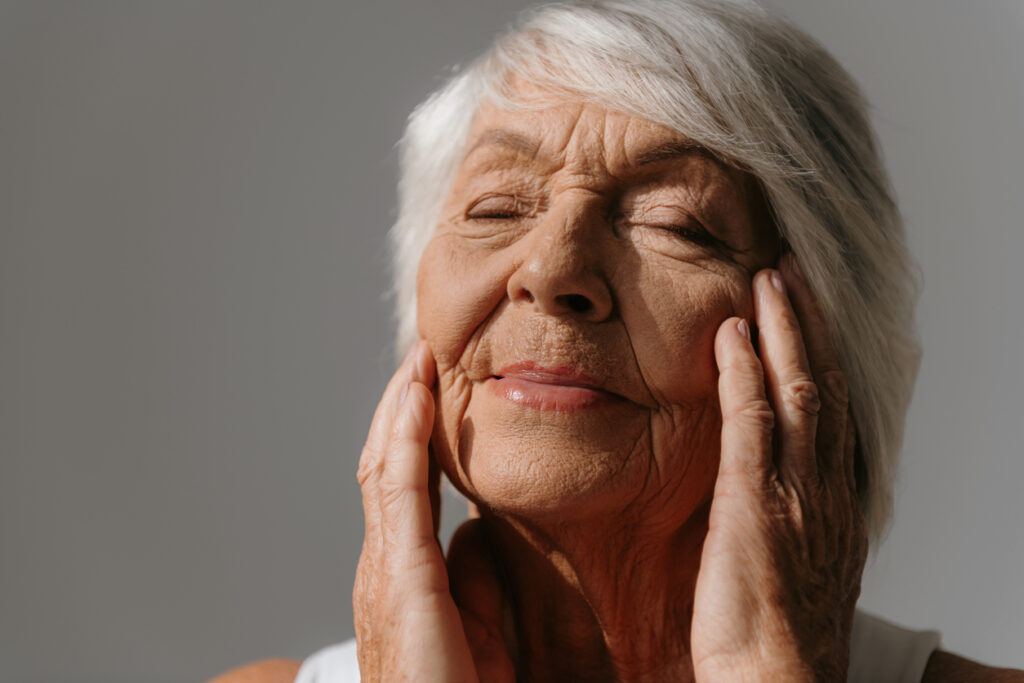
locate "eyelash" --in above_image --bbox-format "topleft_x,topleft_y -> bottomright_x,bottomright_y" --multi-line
468,209 -> 520,220
465,194 -> 536,221
649,223 -> 719,247
465,197 -> 720,249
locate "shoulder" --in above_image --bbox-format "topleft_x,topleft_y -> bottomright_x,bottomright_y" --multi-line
205,659 -> 303,683
922,650 -> 1024,682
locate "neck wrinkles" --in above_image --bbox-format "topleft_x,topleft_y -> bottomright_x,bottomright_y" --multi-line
475,503 -> 710,682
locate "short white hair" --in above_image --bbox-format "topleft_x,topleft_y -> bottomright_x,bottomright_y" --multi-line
389,0 -> 920,541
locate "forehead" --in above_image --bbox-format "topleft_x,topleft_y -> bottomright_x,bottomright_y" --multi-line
460,92 -> 736,184
452,90 -> 778,261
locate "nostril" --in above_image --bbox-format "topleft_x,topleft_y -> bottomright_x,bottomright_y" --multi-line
516,288 -> 535,304
560,294 -> 593,314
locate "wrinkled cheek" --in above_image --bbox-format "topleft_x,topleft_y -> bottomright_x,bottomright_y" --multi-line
627,274 -> 751,407
416,237 -> 510,500
431,371 -> 477,500
648,401 -> 723,517
635,272 -> 750,513
415,241 -> 460,371
415,238 -> 507,373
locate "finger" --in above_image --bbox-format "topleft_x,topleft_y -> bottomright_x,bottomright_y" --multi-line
780,253 -> 850,479
358,342 -> 423,489
835,415 -> 861,561
412,345 -> 441,537
714,316 -> 775,484
753,268 -> 819,485
357,343 -> 416,545
377,343 -> 441,568
379,380 -> 437,544
844,411 -> 860,502
849,431 -> 870,571
429,444 -> 442,537
358,341 -> 433,544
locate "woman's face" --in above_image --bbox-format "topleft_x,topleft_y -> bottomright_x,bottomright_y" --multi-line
418,92 -> 779,527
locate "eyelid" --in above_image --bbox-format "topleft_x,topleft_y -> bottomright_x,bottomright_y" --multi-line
616,201 -> 707,231
613,203 -> 723,248
465,192 -> 541,219
632,220 -> 717,244
654,222 -> 718,245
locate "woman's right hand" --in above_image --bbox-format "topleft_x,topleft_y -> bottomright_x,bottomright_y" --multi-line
354,341 -> 513,682
353,341 -> 478,681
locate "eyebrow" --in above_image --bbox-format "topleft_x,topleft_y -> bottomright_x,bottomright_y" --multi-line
634,140 -> 716,167
463,128 -> 722,171
464,129 -> 540,160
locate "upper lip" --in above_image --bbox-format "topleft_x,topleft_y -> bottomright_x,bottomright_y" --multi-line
494,361 -> 611,392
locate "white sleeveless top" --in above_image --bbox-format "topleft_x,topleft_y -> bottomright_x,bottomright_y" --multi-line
295,609 -> 940,683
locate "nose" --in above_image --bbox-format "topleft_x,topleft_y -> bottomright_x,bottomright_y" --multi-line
506,209 -> 613,322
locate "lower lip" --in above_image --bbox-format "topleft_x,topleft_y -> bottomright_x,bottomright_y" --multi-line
488,376 -> 614,412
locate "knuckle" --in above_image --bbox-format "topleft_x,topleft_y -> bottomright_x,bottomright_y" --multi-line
356,453 -> 379,486
391,432 -> 424,452
378,477 -> 427,509
782,378 -> 821,417
728,398 -> 776,437
383,532 -> 440,564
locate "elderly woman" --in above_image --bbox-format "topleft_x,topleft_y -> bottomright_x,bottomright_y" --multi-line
213,1 -> 1022,681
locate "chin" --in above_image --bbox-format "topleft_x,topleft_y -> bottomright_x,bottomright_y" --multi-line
435,419 -> 657,524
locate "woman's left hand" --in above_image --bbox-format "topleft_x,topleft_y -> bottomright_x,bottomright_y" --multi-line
691,254 -> 869,682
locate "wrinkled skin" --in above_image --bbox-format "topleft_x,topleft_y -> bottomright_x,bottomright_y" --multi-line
354,91 -> 867,682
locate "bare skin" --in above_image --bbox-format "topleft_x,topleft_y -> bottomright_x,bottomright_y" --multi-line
212,94 -> 1024,682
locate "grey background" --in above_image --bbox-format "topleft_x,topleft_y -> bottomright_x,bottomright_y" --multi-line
1,1 -> 1021,681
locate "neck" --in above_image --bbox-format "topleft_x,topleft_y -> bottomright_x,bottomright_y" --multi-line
477,502 -> 710,682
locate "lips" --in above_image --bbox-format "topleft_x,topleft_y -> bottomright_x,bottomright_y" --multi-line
489,361 -> 621,412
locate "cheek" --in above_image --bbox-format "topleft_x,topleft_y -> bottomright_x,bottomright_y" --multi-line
416,233 -> 509,372
622,262 -> 753,406
417,233 -> 514,498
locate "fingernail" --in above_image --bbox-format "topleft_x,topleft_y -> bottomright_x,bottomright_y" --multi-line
770,269 -> 786,295
737,318 -> 750,341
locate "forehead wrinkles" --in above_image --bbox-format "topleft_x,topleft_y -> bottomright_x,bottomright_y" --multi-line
560,105 -> 672,177
541,102 -> 612,175
540,105 -> 707,182
480,102 -> 641,175
464,97 -> 709,177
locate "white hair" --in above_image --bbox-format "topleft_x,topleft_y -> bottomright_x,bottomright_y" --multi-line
389,0 -> 920,541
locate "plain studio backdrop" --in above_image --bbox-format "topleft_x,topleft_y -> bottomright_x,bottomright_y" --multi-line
2,2 -> 1021,681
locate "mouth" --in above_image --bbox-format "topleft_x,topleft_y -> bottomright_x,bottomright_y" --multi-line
489,361 -> 622,412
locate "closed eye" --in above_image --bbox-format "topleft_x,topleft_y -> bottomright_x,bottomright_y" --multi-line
650,223 -> 720,247
471,209 -> 519,219
466,193 -> 539,221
